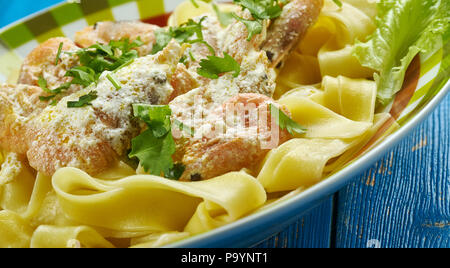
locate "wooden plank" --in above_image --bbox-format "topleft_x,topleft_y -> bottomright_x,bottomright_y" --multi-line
255,196 -> 334,248
335,95 -> 450,248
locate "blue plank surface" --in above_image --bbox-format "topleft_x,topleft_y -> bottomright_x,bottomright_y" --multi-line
336,94 -> 450,248
254,197 -> 334,248
0,0 -> 448,249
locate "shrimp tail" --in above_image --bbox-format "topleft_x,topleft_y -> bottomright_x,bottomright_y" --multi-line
261,0 -> 324,68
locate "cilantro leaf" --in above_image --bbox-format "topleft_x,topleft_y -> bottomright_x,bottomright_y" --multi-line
232,13 -> 263,41
129,129 -> 176,176
38,76 -> 71,101
129,104 -> 178,177
165,163 -> 186,180
132,104 -> 172,138
151,18 -> 212,55
231,0 -> 284,41
152,29 -> 173,54
67,91 -> 98,108
233,0 -> 283,20
269,104 -> 306,135
40,38 -> 143,104
65,66 -> 97,87
197,52 -> 241,79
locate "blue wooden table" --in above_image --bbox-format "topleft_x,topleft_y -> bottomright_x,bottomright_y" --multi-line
1,0 -> 449,248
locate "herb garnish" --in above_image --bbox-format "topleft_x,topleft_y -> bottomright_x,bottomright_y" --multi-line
269,104 -> 306,135
67,91 -> 98,108
106,73 -> 122,90
39,38 -> 143,104
55,42 -> 64,65
332,0 -> 343,8
232,13 -> 263,41
197,52 -> 241,78
152,17 -> 214,55
232,0 -> 285,40
128,104 -> 185,180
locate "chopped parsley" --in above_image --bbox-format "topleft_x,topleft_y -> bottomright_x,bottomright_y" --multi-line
269,104 -> 307,136
234,0 -> 283,20
106,73 -> 122,90
38,76 -> 71,102
152,29 -> 173,55
232,0 -> 285,41
164,163 -> 186,180
39,38 -> 143,104
129,104 -> 185,180
55,42 -> 64,65
67,91 -> 98,108
332,0 -> 343,8
232,13 -> 263,41
197,52 -> 241,79
152,17 -> 214,55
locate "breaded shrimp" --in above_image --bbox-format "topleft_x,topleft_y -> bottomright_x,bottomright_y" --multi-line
75,21 -> 159,56
18,37 -> 80,90
175,93 -> 292,181
169,63 -> 199,101
261,0 -> 324,68
25,41 -> 184,176
221,9 -> 268,65
182,15 -> 223,70
0,84 -> 50,154
169,0 -> 324,180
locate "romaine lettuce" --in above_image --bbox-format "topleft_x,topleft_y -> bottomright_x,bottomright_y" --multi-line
353,0 -> 450,106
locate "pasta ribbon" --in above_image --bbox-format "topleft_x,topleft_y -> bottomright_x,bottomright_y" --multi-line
258,139 -> 350,192
321,0 -> 376,46
130,231 -> 190,248
322,75 -> 377,122
279,94 -> 372,139
52,168 -> 266,235
0,153 -> 35,214
0,210 -> 33,248
318,45 -> 375,78
30,225 -> 114,248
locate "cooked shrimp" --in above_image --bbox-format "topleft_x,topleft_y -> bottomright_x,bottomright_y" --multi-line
75,21 -> 159,56
261,0 -> 324,68
0,84 -> 50,154
221,9 -> 268,65
182,15 -> 222,70
169,63 -> 199,101
174,93 -> 291,181
25,41 -> 184,176
1,0 -> 323,178
18,37 -> 80,90
169,0 -> 323,180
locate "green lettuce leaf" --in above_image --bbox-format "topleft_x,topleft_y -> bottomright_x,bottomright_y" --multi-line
353,0 -> 450,106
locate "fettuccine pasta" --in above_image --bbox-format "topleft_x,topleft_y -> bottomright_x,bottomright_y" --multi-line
0,0 -> 398,248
